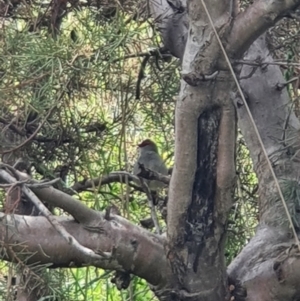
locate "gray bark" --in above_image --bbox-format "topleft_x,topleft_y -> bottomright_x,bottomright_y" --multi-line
228,34 -> 300,301
149,0 -> 300,300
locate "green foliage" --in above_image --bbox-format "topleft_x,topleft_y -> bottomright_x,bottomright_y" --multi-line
226,134 -> 258,264
0,6 -> 177,301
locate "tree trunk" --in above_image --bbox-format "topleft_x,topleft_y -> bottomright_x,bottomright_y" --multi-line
150,0 -> 300,300
228,34 -> 300,301
153,0 -> 237,299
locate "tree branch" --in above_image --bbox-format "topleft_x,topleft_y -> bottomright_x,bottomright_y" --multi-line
0,169 -> 108,262
71,172 -> 140,192
0,165 -> 100,224
71,170 -> 170,192
228,0 -> 300,58
0,213 -> 170,286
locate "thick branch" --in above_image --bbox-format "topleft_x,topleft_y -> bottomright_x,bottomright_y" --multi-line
228,0 -> 300,58
30,184 -> 99,224
0,213 -> 170,287
228,226 -> 300,301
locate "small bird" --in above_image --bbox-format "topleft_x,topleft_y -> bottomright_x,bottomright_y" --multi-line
133,139 -> 168,191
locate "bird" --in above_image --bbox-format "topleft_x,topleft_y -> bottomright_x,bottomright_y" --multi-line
133,139 -> 168,191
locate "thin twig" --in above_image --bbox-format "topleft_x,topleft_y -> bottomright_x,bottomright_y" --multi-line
0,180 -> 28,188
27,178 -> 61,188
0,79 -> 71,155
138,178 -> 161,235
276,77 -> 299,91
0,106 -> 56,155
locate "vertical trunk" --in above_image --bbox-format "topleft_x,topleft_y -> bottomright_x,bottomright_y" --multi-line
237,35 -> 300,220
228,36 -> 300,300
164,1 -> 236,299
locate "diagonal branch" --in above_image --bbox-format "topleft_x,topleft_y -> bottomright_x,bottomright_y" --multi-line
228,0 -> 300,58
0,169 -> 108,262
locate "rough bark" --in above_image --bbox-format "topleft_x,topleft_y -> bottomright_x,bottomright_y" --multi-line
160,0 -> 237,300
0,212 -> 169,287
149,0 -> 300,301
